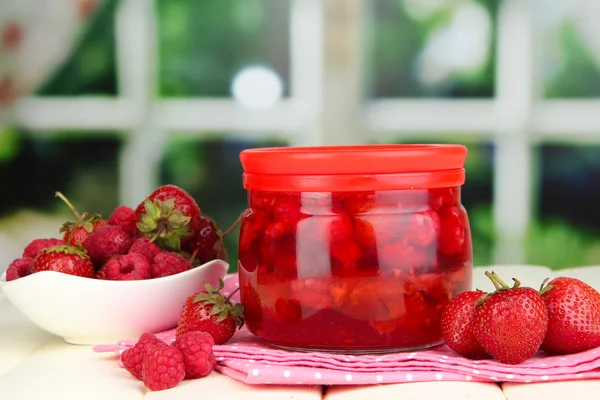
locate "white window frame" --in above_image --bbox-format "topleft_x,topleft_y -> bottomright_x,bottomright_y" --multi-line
4,0 -> 600,265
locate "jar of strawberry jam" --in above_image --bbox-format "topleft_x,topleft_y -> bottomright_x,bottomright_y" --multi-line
237,144 -> 472,353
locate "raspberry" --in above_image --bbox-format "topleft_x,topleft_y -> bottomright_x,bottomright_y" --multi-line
172,331 -> 216,379
151,251 -> 192,278
96,253 -> 151,280
108,205 -> 139,237
85,225 -> 133,267
121,333 -> 164,380
129,237 -> 161,263
22,238 -> 67,259
6,257 -> 33,281
142,343 -> 186,391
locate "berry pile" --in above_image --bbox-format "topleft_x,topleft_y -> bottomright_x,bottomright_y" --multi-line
6,185 -> 229,282
238,188 -> 472,351
441,271 -> 600,364
121,331 -> 216,391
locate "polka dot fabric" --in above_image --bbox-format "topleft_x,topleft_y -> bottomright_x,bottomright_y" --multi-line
94,274 -> 600,386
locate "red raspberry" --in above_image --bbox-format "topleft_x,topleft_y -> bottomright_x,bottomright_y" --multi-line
6,257 -> 33,281
85,225 -> 133,267
142,343 -> 186,391
151,251 -> 192,278
129,237 -> 161,263
22,238 -> 67,259
121,333 -> 164,380
172,331 -> 216,379
108,205 -> 139,237
96,253 -> 151,280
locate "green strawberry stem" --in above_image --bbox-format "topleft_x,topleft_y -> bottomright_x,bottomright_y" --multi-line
539,278 -> 554,295
222,212 -> 244,239
189,247 -> 199,263
226,287 -> 240,302
55,191 -> 82,219
485,271 -> 502,290
67,211 -> 89,244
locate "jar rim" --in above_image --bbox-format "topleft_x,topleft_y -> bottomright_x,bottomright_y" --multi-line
239,144 -> 467,191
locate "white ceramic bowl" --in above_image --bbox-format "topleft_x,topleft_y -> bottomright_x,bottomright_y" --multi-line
0,259 -> 229,345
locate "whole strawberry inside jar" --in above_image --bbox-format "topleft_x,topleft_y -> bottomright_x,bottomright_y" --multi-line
238,144 -> 473,353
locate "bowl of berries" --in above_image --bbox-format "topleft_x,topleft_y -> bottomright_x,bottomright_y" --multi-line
0,185 -> 232,345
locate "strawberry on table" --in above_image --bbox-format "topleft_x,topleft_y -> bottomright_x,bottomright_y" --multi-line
135,185 -> 202,251
441,289 -> 490,360
176,279 -> 244,344
472,271 -> 548,364
540,277 -> 600,354
31,245 -> 95,278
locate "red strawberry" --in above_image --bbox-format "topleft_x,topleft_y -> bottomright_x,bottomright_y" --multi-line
22,238 -> 67,259
31,245 -> 94,278
540,277 -> 600,354
6,257 -> 33,281
86,225 -> 133,267
96,253 -> 151,280
441,290 -> 490,359
438,205 -> 466,256
121,333 -> 164,380
183,215 -> 228,265
108,205 -> 138,237
176,279 -> 244,344
55,191 -> 107,250
151,251 -> 192,278
472,272 -> 548,364
135,185 -> 202,251
142,343 -> 185,391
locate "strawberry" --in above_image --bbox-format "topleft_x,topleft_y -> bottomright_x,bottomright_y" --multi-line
135,185 -> 202,251
540,277 -> 600,354
441,290 -> 490,360
55,192 -> 107,250
31,245 -> 95,278
472,271 -> 548,364
176,279 -> 244,344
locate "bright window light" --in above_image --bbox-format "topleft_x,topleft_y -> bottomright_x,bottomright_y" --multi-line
231,65 -> 283,109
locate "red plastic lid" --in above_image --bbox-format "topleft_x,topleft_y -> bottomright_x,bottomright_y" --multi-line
240,144 -> 467,191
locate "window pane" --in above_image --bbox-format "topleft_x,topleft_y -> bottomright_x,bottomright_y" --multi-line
533,143 -> 600,268
157,0 -> 290,98
368,0 -> 496,98
540,1 -> 600,98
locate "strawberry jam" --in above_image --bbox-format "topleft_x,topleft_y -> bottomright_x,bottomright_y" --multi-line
238,145 -> 473,353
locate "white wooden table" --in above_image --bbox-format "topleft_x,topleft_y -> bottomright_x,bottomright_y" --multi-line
2,265 -> 600,399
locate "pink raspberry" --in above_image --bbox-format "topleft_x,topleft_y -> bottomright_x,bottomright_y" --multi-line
142,343 -> 186,391
6,257 -> 33,281
22,238 -> 66,259
96,253 -> 150,280
151,251 -> 192,279
121,333 -> 164,380
129,237 -> 161,263
109,205 -> 139,237
85,225 -> 132,267
172,331 -> 216,379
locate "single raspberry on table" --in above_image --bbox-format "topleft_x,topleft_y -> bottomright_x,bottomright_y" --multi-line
108,205 -> 139,237
129,237 -> 162,263
142,343 -> 186,391
121,333 -> 164,380
151,251 -> 192,278
172,331 -> 216,379
96,253 -> 151,280
6,257 -> 33,281
85,225 -> 133,267
22,238 -> 67,259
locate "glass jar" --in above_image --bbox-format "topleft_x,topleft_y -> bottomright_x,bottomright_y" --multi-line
237,144 -> 473,353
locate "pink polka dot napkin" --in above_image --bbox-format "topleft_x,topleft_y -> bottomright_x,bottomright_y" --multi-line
93,274 -> 600,386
